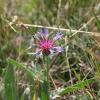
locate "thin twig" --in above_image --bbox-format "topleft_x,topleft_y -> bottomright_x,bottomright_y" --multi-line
2,15 -> 100,37
16,22 -> 100,37
49,73 -> 57,90
65,38 -> 73,85
69,17 -> 95,38
1,16 -> 18,33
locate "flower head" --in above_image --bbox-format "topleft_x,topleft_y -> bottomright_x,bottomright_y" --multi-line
28,29 -> 63,58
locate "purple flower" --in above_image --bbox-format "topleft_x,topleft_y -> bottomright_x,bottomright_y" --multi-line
42,28 -> 49,37
53,32 -> 62,41
28,29 -> 63,58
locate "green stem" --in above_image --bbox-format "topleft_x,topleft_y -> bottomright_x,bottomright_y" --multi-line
41,55 -> 49,100
46,56 -> 49,99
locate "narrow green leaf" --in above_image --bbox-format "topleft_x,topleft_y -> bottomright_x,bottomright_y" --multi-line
8,59 -> 35,79
4,61 -> 16,100
93,13 -> 100,31
9,59 -> 35,100
58,78 -> 95,95
39,81 -> 49,100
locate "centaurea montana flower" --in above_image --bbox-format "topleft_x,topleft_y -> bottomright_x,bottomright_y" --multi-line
28,29 -> 63,58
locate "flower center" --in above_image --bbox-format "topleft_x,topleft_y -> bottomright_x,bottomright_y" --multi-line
39,39 -> 54,51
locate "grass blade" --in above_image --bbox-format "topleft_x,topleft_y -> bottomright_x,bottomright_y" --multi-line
4,61 -> 16,100
8,59 -> 35,79
58,78 -> 95,95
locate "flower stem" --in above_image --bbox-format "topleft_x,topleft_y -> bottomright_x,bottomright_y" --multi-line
46,56 -> 49,99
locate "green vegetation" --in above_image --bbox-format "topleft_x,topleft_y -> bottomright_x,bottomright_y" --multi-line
0,0 -> 100,99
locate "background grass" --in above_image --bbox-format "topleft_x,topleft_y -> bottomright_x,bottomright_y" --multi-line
0,0 -> 100,100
